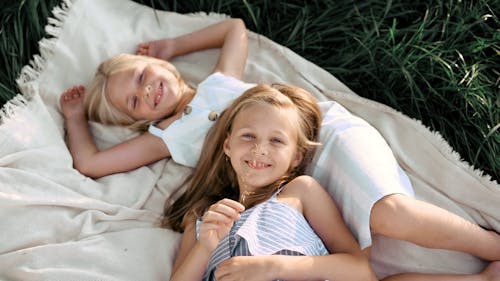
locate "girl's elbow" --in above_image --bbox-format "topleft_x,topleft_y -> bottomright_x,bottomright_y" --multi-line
73,159 -> 101,178
229,18 -> 247,37
230,18 -> 246,29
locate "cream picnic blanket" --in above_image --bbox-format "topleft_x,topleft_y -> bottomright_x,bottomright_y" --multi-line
1,0 -> 498,280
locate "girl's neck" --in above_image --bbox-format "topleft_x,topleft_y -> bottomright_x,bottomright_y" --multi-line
239,189 -> 256,205
168,88 -> 195,121
155,89 -> 195,128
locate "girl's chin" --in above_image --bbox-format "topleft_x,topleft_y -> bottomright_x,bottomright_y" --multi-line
239,178 -> 277,188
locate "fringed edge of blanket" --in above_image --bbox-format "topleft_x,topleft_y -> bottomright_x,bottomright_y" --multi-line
14,0 -> 74,100
252,32 -> 499,188
4,0 -> 497,188
0,95 -> 29,126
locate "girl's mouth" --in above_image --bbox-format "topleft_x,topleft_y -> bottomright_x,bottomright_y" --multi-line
154,83 -> 163,107
246,160 -> 271,169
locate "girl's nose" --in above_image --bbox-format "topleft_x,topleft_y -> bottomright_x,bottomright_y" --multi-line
143,84 -> 152,98
251,143 -> 268,156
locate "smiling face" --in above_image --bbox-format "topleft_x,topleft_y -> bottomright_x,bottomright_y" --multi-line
106,60 -> 181,121
223,102 -> 303,193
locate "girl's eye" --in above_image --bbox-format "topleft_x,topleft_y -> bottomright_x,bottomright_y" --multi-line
139,71 -> 144,83
241,133 -> 255,140
271,138 -> 283,144
132,96 -> 138,109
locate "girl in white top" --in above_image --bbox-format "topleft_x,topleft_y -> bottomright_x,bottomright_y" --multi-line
60,18 -> 500,280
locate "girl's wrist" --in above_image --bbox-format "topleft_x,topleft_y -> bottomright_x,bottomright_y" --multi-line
194,240 -> 216,257
64,113 -> 87,124
264,256 -> 282,279
169,38 -> 181,58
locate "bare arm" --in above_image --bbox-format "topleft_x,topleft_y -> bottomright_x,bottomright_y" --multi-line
60,87 -> 170,178
171,200 -> 244,281
278,176 -> 376,280
168,18 -> 247,78
215,176 -> 377,281
140,18 -> 248,79
169,221 -> 211,281
284,176 -> 376,280
64,116 -> 170,178
63,20 -> 248,178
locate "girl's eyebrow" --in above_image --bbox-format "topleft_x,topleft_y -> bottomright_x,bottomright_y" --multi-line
126,96 -> 132,112
130,68 -> 140,82
272,130 -> 292,140
236,126 -> 291,139
124,68 -> 139,113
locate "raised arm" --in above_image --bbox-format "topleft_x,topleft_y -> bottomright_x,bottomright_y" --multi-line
138,18 -> 248,79
62,20 -> 248,178
169,220 -> 211,281
170,199 -> 244,281
60,86 -> 171,178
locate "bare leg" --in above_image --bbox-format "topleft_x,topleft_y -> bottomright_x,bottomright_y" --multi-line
382,261 -> 500,281
370,194 -> 500,261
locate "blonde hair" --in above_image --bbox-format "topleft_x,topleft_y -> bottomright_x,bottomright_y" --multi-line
84,53 -> 193,131
163,84 -> 322,232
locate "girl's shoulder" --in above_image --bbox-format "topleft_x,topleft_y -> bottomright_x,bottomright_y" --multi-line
199,72 -> 243,86
274,176 -> 324,216
283,175 -> 322,194
195,72 -> 255,101
278,176 -> 323,204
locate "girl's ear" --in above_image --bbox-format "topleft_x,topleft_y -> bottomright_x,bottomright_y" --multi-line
291,150 -> 304,169
223,135 -> 231,157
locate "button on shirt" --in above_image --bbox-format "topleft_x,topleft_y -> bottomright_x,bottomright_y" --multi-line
148,72 -> 256,167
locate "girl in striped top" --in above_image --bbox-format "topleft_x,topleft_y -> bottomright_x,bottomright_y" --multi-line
167,84 -> 377,281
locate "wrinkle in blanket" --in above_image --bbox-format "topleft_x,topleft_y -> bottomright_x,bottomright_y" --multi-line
1,0 -> 498,280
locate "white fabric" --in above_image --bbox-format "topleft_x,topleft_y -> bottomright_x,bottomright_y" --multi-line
151,69 -> 415,248
149,72 -> 255,167
309,101 -> 415,249
0,0 -> 498,280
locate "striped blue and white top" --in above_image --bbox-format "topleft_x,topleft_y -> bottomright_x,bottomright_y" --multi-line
196,189 -> 329,281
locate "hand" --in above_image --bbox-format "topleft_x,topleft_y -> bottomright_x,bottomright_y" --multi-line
199,198 -> 245,253
215,256 -> 274,281
136,38 -> 176,61
60,85 -> 86,121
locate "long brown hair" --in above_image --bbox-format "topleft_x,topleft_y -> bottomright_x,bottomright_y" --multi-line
163,84 -> 322,232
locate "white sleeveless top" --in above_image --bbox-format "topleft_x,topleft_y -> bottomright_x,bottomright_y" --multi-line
148,72 -> 256,167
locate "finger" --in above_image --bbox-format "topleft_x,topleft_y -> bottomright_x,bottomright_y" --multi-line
202,210 -> 236,225
214,262 -> 237,281
199,222 -> 221,230
137,43 -> 149,55
219,198 -> 245,212
208,199 -> 244,220
61,88 -> 75,102
77,85 -> 85,94
199,223 -> 226,235
206,205 -> 240,222
214,266 -> 228,281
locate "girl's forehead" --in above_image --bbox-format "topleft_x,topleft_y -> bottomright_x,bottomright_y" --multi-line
234,103 -> 300,133
238,102 -> 297,119
123,60 -> 146,71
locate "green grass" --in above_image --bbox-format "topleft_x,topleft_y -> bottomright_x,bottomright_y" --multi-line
1,0 -> 498,181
